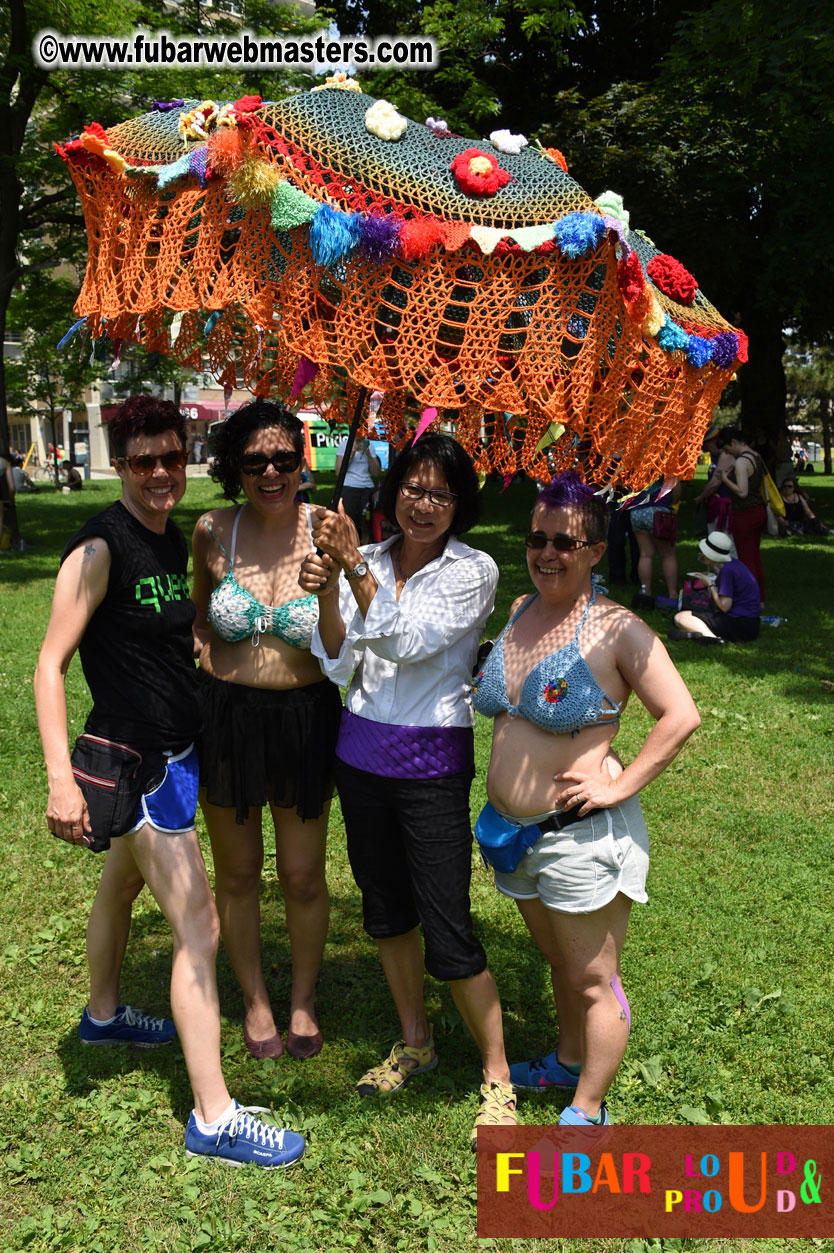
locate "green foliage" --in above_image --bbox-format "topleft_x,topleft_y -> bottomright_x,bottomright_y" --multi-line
2,469 -> 833,1251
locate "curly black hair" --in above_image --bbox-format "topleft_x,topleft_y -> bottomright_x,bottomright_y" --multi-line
209,399 -> 304,501
377,433 -> 481,536
106,395 -> 186,459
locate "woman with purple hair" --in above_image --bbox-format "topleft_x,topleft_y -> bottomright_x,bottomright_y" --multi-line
473,472 -> 700,1127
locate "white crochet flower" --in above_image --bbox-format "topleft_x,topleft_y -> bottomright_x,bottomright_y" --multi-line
489,129 -> 528,155
365,100 -> 408,141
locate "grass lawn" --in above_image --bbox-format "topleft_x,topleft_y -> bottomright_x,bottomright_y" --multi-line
2,470 -> 833,1253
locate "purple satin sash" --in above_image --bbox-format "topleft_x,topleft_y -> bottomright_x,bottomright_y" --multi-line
336,709 -> 474,779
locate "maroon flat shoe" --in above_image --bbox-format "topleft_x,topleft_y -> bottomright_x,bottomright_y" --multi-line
243,1024 -> 284,1059
286,1029 -> 323,1059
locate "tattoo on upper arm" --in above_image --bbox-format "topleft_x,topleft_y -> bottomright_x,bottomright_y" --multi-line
82,543 -> 97,564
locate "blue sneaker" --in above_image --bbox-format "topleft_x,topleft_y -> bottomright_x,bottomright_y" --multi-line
509,1050 -> 579,1091
79,1005 -> 177,1048
558,1103 -> 610,1127
185,1102 -> 305,1169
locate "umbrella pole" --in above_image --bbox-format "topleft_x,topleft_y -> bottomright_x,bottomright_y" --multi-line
329,386 -> 369,511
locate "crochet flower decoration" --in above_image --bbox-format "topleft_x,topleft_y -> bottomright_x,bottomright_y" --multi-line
647,254 -> 698,306
451,148 -> 511,197
313,72 -> 362,92
595,189 -> 630,231
544,147 -> 568,172
543,679 -> 568,704
365,100 -> 408,141
490,129 -> 528,156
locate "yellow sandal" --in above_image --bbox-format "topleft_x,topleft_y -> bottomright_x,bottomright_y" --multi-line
356,1031 -> 438,1097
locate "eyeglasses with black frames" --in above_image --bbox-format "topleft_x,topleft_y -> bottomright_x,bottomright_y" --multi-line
118,450 -> 188,476
399,481 -> 458,508
239,451 -> 302,477
525,531 -> 596,552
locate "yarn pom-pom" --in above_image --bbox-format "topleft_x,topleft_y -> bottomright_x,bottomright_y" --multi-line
647,253 -> 698,305
309,205 -> 362,268
270,181 -> 319,230
365,100 -> 408,141
657,318 -> 690,353
735,330 -> 748,364
553,212 -> 606,259
617,252 -> 645,303
227,158 -> 280,208
545,147 -> 568,172
595,190 -> 630,230
398,217 -> 445,261
710,332 -> 740,369
207,128 -> 246,178
686,335 -> 714,368
357,214 -> 401,262
490,129 -> 528,155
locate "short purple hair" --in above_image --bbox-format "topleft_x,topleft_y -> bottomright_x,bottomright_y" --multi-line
534,472 -> 607,543
106,394 -> 186,459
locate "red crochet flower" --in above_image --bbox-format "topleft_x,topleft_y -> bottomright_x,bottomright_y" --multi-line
451,148 -> 510,197
647,254 -> 698,305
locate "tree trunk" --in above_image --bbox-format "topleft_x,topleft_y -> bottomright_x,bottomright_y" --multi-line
737,305 -> 787,439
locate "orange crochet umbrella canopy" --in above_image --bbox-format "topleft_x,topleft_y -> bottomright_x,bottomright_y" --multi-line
58,81 -> 745,487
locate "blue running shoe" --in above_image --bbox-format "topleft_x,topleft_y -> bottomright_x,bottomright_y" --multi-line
558,1103 -> 610,1127
510,1050 -> 579,1091
185,1102 -> 305,1169
79,1005 -> 177,1048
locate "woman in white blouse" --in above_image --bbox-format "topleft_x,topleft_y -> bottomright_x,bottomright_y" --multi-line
299,435 -> 515,1148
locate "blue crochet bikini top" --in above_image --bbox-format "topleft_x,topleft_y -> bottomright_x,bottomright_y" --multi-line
472,586 -> 621,735
205,506 -> 319,649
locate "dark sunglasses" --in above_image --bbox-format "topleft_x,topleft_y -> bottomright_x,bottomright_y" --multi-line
239,451 -> 302,477
525,531 -> 596,552
118,450 -> 188,476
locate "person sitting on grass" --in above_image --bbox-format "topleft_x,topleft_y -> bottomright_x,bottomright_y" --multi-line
33,395 -> 305,1169
669,531 -> 761,643
777,478 -> 830,537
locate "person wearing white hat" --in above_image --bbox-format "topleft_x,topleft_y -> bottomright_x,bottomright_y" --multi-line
669,532 -> 760,642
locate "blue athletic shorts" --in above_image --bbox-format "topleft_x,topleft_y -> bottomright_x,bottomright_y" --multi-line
127,744 -> 199,835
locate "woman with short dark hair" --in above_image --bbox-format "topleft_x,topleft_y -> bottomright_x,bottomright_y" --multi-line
299,433 -> 515,1148
192,399 -> 341,1061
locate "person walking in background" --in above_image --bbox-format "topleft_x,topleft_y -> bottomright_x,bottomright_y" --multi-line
335,435 -> 381,540
33,395 -> 305,1169
716,426 -> 767,604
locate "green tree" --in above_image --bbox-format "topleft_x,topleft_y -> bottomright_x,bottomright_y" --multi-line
785,340 -> 834,475
0,0 -> 324,457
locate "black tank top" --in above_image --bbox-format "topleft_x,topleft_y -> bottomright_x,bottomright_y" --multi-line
62,501 -> 199,750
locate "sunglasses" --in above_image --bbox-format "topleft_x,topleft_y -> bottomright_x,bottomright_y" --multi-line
118,450 -> 188,476
239,451 -> 302,477
525,531 -> 596,552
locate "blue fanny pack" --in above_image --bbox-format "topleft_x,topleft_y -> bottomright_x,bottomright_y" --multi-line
474,802 -> 545,873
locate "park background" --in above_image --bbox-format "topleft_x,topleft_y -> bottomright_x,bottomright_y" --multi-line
2,0 -> 834,1247
2,469 -> 833,1252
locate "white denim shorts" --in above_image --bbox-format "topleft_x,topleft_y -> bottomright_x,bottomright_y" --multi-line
492,793 -> 649,914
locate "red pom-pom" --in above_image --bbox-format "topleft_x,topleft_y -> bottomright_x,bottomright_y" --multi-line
207,128 -> 246,177
451,148 -> 511,197
84,121 -> 109,143
647,253 -> 697,305
233,95 -> 263,113
546,147 -> 568,172
735,330 -> 749,363
617,252 -> 645,303
398,217 -> 445,261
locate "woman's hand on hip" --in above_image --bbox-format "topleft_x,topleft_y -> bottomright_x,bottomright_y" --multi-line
553,769 -> 621,815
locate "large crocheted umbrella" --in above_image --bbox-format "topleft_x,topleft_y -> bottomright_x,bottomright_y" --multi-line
57,80 -> 745,488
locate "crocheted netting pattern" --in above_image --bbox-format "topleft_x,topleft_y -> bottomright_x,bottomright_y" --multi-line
61,88 -> 744,487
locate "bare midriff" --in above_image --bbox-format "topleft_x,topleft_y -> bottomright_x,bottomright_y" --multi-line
484,713 -> 626,818
199,633 -> 326,690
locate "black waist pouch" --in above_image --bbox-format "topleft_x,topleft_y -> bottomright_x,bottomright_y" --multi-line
70,734 -> 164,853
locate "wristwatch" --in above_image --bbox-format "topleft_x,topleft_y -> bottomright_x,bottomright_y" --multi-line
344,560 -> 369,581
